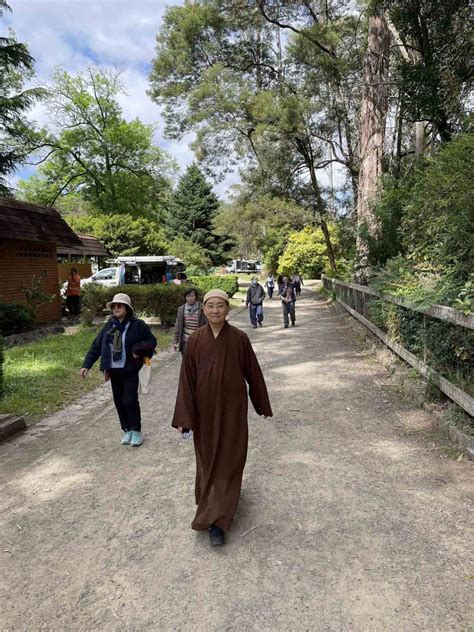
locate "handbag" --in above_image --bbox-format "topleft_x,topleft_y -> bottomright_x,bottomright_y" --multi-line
138,357 -> 152,394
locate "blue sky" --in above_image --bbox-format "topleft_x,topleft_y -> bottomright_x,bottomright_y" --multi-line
5,0 -> 238,198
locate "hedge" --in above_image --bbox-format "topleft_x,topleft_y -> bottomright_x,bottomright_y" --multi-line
80,276 -> 239,327
0,302 -> 35,336
0,335 -> 3,398
188,275 -> 239,298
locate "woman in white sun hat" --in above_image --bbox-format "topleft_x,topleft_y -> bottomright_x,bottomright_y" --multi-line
80,293 -> 156,447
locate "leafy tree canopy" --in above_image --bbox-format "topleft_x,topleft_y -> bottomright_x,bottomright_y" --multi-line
18,66 -> 175,217
66,214 -> 169,257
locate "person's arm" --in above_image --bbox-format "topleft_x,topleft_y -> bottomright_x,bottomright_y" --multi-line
171,335 -> 198,430
172,306 -> 183,347
131,321 -> 157,358
243,336 -> 273,418
81,323 -> 108,374
246,287 -> 251,306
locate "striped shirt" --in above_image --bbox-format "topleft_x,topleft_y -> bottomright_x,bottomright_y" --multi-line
183,311 -> 201,343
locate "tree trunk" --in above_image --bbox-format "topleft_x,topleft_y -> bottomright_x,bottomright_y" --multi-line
307,160 -> 337,276
355,12 -> 391,284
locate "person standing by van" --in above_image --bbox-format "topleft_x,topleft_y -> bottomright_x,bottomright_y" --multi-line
65,267 -> 81,317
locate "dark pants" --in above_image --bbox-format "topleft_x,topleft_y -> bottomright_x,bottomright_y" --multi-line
267,285 -> 274,298
66,295 -> 80,316
282,301 -> 295,326
109,369 -> 141,431
249,303 -> 263,326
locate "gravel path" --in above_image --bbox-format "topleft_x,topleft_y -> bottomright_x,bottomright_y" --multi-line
1,286 -> 472,631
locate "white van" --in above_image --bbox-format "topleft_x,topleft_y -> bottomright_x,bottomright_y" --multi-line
61,256 -> 185,296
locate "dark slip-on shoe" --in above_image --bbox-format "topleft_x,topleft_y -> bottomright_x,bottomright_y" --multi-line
209,525 -> 225,546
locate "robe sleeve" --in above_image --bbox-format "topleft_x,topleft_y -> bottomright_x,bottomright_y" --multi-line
243,336 -> 273,418
171,335 -> 198,429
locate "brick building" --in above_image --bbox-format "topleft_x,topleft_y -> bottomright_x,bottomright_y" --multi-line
0,198 -> 83,322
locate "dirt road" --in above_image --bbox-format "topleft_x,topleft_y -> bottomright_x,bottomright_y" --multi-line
1,286 -> 472,630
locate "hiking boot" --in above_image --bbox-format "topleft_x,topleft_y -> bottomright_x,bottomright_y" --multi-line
209,525 -> 225,546
121,430 -> 132,445
284,324 -> 289,328
130,430 -> 143,446
252,324 -> 258,329
258,321 -> 263,327
292,322 -> 296,326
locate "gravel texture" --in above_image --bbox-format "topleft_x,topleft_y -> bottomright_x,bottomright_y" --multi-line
0,286 -> 472,631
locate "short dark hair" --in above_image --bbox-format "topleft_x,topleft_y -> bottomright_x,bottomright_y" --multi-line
184,287 -> 198,300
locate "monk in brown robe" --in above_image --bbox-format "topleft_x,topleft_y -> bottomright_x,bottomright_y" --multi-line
172,288 -> 273,546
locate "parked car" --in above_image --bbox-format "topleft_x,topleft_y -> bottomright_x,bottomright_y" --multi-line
61,267 -> 119,297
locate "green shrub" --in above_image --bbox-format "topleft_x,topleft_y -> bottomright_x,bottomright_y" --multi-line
0,302 -> 35,336
80,276 -> 239,328
81,284 -> 186,327
0,335 -> 4,398
367,297 -> 473,394
188,275 -> 239,298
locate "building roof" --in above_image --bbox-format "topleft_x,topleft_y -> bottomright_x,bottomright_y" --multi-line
0,198 -> 83,248
57,233 -> 110,257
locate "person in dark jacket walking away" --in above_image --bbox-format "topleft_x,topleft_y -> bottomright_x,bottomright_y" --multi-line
278,276 -> 296,328
80,293 -> 156,447
246,276 -> 265,328
173,287 -> 207,355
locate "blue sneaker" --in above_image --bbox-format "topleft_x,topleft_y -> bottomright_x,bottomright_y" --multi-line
130,430 -> 142,446
121,430 -> 132,445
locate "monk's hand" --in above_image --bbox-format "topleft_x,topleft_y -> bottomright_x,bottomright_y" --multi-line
132,352 -> 140,358
79,368 -> 88,379
177,427 -> 182,433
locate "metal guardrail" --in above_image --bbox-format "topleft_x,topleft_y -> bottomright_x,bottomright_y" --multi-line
322,275 -> 474,416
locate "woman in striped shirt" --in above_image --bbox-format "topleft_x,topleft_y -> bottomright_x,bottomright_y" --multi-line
173,287 -> 208,355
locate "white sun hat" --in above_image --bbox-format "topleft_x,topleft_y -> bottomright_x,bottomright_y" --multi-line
106,293 -> 134,312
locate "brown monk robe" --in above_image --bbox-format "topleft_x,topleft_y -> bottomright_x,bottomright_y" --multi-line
172,291 -> 272,534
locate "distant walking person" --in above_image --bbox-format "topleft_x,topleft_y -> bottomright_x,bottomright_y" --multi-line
173,287 -> 207,355
292,273 -> 303,297
265,274 -> 275,299
66,267 -> 81,317
80,293 -> 156,447
246,276 -> 265,328
279,276 -> 296,328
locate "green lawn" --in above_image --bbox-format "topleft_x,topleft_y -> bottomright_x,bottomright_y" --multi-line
0,327 -> 172,419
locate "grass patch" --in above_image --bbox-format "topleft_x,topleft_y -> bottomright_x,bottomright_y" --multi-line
0,326 -> 172,419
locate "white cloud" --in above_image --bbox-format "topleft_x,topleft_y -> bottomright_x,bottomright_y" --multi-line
6,0 -> 240,199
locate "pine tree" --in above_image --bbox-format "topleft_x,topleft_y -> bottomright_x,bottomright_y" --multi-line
0,1 -> 43,194
167,164 -> 225,264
